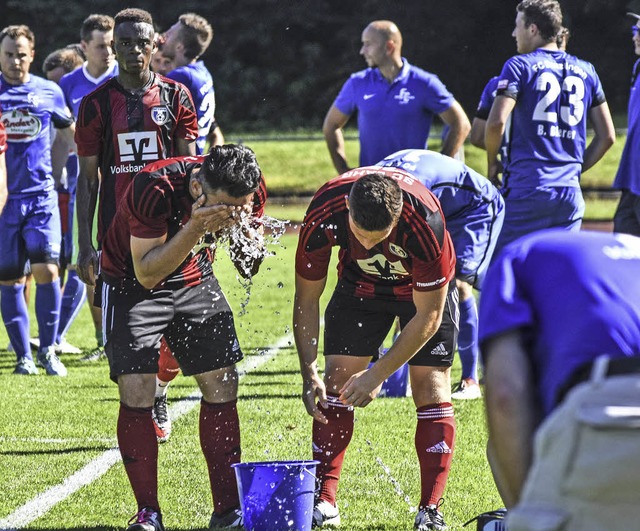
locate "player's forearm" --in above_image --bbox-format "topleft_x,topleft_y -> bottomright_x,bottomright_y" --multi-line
323,129 -> 349,174
293,292 -> 322,381
440,121 -> 470,158
582,133 -> 615,173
134,224 -> 203,289
76,175 -> 98,249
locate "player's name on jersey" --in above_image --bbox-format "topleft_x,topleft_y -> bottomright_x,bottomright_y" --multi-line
536,124 -> 577,139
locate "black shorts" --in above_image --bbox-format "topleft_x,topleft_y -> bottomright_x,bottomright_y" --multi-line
102,276 -> 243,382
323,282 -> 458,367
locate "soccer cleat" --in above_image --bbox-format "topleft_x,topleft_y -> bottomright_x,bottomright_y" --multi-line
36,347 -> 68,377
312,500 -> 341,528
209,507 -> 243,529
152,395 -> 172,442
127,507 -> 165,531
13,357 -> 39,375
451,378 -> 482,400
54,339 -> 82,355
79,346 -> 106,362
414,503 -> 447,531
463,508 -> 507,530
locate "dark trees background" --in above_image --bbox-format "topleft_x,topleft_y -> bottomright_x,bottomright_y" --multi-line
2,0 -> 640,131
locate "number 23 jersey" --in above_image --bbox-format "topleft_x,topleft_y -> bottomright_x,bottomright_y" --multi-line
497,48 -> 607,189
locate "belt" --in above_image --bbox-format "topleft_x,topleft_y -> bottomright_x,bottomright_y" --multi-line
556,355 -> 640,406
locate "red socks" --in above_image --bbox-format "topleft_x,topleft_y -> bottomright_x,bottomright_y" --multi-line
117,403 -> 159,511
200,399 -> 242,514
415,402 -> 456,507
157,338 -> 181,383
312,394 -> 355,506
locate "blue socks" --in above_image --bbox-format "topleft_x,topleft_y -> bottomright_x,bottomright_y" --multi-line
57,270 -> 87,343
35,281 -> 61,352
0,284 -> 32,360
458,295 -> 479,382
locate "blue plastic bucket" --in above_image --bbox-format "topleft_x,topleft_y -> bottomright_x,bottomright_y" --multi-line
232,460 -> 319,531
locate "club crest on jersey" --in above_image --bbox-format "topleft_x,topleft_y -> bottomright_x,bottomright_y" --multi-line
389,243 -> 408,258
394,88 -> 415,104
2,109 -> 42,142
151,106 -> 169,125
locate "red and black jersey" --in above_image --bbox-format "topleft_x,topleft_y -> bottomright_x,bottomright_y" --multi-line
295,166 -> 455,301
100,155 -> 267,290
75,74 -> 197,243
0,118 -> 6,154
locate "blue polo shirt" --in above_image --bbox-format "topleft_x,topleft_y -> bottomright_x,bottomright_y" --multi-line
613,59 -> 640,196
479,230 -> 640,416
59,62 -> 118,118
333,59 -> 454,166
496,49 -> 607,190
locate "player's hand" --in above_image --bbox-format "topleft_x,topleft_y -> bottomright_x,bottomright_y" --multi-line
77,245 -> 99,286
302,374 -> 329,424
188,194 -> 237,235
488,161 -> 503,188
339,369 -> 381,408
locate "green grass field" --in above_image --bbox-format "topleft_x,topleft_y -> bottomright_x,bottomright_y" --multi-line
0,233 -> 501,531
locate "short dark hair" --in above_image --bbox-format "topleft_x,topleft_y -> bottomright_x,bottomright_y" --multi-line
517,0 -> 563,42
176,13 -> 213,60
348,173 -> 403,231
200,144 -> 261,197
81,14 -> 114,42
556,26 -> 570,49
42,47 -> 84,75
0,25 -> 35,50
114,8 -> 153,29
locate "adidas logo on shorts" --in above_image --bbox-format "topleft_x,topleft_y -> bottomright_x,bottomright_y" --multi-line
430,342 -> 448,356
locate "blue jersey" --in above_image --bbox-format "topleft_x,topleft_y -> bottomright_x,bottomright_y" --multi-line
0,74 -> 73,197
166,62 -> 216,155
377,149 -> 504,287
496,49 -> 607,189
476,76 -> 509,167
479,230 -> 640,416
613,59 -> 640,196
58,62 -> 119,118
333,59 -> 454,166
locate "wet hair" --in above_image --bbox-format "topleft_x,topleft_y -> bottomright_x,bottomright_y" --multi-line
114,8 -> 153,29
42,47 -> 84,76
348,173 -> 403,231
176,13 -> 213,60
81,14 -> 115,42
199,144 -> 261,197
0,25 -> 35,49
517,0 -> 563,42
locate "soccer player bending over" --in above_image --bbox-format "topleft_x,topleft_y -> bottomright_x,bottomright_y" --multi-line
294,169 -> 458,530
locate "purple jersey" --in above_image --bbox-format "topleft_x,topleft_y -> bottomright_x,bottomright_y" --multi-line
166,61 -> 216,155
496,49 -> 607,189
479,230 -> 640,416
475,76 -> 499,120
0,74 -> 73,197
613,59 -> 640,196
59,62 -> 119,118
333,59 -> 454,166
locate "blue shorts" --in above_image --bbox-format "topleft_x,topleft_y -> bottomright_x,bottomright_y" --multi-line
0,192 -> 61,280
492,186 -> 584,260
323,282 -> 459,367
446,194 -> 505,289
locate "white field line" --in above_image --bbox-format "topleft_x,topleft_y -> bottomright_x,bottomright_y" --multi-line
0,333 -> 294,531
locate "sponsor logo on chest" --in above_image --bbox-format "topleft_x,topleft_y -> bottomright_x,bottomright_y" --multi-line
1,109 -> 42,142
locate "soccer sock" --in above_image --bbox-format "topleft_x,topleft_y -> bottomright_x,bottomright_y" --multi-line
156,338 -> 180,387
458,295 -> 479,382
312,394 -> 355,506
117,403 -> 159,512
95,330 -> 104,348
56,270 -> 87,343
35,281 -> 61,351
200,399 -> 241,514
0,284 -> 32,360
415,403 -> 456,507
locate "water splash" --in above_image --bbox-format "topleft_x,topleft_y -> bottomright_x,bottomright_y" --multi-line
214,213 -> 289,314
365,439 -> 416,513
